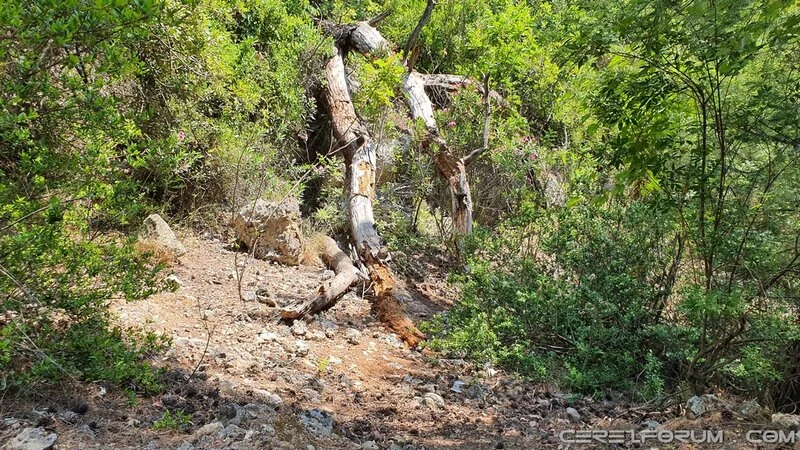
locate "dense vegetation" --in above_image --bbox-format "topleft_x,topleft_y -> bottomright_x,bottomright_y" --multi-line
1,0 -> 798,410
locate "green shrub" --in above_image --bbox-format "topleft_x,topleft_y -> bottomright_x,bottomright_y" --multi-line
426,197 -> 800,401
153,409 -> 192,430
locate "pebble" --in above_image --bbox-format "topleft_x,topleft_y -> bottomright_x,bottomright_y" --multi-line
565,407 -> 581,422
422,392 -> 445,410
345,328 -> 361,345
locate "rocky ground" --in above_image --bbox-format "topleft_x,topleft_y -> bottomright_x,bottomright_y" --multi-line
2,233 -> 799,450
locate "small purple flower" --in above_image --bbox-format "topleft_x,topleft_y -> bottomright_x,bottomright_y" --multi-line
529,153 -> 538,161
447,121 -> 456,128
177,130 -> 186,141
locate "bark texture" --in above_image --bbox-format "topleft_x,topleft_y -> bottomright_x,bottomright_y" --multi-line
320,46 -> 424,346
346,23 -> 476,237
280,236 -> 364,320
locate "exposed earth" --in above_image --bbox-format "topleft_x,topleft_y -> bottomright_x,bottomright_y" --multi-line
1,233 -> 797,449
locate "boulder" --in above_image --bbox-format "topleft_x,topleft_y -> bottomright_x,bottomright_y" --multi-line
422,392 -> 445,410
686,394 -> 726,418
232,198 -> 303,265
141,214 -> 186,256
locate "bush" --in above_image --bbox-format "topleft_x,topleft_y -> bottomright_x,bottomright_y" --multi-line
425,200 -> 800,402
0,0 -> 323,394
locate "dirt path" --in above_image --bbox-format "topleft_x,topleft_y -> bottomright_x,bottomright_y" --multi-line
1,234 -> 788,449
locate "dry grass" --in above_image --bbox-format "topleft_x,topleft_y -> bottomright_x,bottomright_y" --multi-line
134,239 -> 179,267
301,232 -> 331,267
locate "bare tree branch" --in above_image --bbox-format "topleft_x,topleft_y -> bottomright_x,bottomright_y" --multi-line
402,0 -> 435,70
464,73 -> 492,166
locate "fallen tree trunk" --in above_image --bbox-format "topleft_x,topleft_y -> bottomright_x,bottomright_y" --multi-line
280,236 -> 364,320
417,73 -> 508,109
321,46 -> 425,346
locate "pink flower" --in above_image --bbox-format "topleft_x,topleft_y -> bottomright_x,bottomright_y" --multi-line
529,153 -> 538,161
447,121 -> 456,128
177,131 -> 186,141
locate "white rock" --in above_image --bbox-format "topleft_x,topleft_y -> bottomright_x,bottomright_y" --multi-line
5,428 -> 57,450
772,413 -> 800,429
141,214 -> 186,256
360,441 -> 380,450
565,407 -> 581,422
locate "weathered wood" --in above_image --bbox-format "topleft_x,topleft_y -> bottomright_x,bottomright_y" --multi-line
418,73 -> 508,108
343,23 -> 475,237
350,21 -> 391,55
403,71 -> 474,236
321,46 -> 424,346
402,0 -> 436,69
280,236 -> 364,320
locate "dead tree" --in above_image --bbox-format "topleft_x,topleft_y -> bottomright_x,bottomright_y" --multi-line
284,45 -> 424,346
280,236 -> 364,320
345,20 -> 493,240
283,11 -> 501,344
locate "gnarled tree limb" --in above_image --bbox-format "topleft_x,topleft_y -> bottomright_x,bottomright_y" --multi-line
319,45 -> 425,346
280,236 -> 365,320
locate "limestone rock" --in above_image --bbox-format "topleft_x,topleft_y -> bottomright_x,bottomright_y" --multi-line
232,198 -> 303,265
565,407 -> 581,422
422,392 -> 445,410
141,214 -> 186,256
772,413 -> 800,429
299,409 -> 334,436
5,427 -> 57,450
